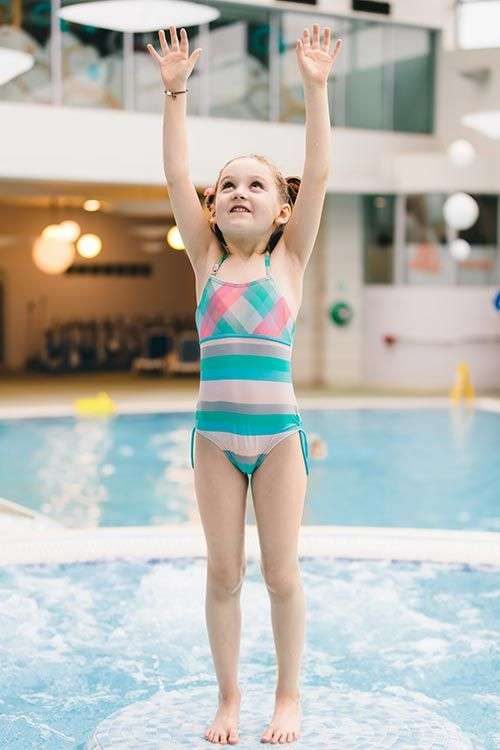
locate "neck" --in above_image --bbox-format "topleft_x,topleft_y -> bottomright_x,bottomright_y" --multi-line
223,238 -> 269,260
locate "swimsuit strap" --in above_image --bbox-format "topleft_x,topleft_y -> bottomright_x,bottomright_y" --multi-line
211,249 -> 229,275
264,250 -> 271,278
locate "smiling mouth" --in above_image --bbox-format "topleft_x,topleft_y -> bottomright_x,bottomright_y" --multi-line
230,208 -> 251,214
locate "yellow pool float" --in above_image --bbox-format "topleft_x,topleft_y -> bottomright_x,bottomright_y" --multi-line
74,391 -> 117,417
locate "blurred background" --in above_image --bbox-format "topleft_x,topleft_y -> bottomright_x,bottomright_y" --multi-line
0,0 -> 499,395
1,7 -> 499,748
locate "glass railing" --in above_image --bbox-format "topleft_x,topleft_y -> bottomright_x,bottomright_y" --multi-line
0,0 -> 437,133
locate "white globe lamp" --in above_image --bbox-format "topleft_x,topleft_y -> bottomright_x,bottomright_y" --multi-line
59,220 -> 81,242
449,238 -> 471,261
32,236 -> 76,274
77,233 -> 102,258
443,192 -> 479,231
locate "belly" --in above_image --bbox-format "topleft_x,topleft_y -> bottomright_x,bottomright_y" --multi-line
195,336 -> 300,437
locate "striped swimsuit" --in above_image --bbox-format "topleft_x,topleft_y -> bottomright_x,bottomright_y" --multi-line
190,248 -> 309,477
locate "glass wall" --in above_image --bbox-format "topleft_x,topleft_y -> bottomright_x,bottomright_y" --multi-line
0,0 -> 52,105
362,195 -> 396,284
456,194 -> 499,285
0,0 -> 437,133
404,193 -> 450,285
59,0 -> 124,109
364,193 -> 500,285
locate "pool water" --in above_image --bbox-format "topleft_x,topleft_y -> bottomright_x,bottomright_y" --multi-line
0,409 -> 498,530
0,558 -> 498,749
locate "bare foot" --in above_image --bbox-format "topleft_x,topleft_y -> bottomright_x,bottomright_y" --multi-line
260,694 -> 301,744
204,692 -> 241,745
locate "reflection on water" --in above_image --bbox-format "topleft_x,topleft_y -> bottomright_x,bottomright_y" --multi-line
36,419 -> 112,527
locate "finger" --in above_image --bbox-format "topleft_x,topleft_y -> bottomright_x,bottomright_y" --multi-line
146,44 -> 162,63
312,23 -> 320,47
169,25 -> 179,50
302,27 -> 311,50
323,26 -> 331,51
158,29 -> 169,55
331,38 -> 343,63
179,27 -> 188,49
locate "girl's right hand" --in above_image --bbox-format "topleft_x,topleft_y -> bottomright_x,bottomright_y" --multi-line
147,26 -> 202,90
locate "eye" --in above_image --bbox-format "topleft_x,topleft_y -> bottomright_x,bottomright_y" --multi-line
221,180 -> 263,189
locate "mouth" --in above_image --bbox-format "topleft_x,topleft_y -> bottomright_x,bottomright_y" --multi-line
230,207 -> 251,214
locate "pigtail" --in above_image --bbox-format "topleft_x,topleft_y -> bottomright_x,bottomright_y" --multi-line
286,176 -> 301,206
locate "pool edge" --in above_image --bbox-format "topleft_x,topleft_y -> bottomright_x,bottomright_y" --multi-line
1,524 -> 499,567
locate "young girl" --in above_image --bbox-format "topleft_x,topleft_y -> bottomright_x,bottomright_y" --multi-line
148,24 -> 342,745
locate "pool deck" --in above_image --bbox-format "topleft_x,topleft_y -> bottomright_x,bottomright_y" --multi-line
0,377 -> 499,569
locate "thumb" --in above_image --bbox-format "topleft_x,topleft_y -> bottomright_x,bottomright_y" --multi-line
185,48 -> 202,77
188,48 -> 202,67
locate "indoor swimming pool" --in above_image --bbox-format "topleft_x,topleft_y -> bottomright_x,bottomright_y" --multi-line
0,556 -> 498,749
0,407 -> 498,530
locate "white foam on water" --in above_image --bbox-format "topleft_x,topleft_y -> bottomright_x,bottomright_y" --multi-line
87,684 -> 474,750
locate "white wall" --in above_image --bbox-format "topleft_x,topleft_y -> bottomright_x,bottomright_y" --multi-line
362,286 -> 500,389
321,193 -> 364,385
0,101 -> 438,193
318,0 -> 453,34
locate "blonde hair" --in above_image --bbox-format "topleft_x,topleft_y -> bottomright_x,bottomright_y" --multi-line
203,154 -> 301,254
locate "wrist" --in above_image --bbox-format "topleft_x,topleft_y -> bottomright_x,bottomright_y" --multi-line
303,80 -> 328,92
165,80 -> 188,91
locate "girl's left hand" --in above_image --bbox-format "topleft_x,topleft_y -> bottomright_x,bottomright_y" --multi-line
296,24 -> 343,87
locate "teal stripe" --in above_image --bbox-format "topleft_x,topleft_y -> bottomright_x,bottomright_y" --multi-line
196,411 -> 301,434
202,354 -> 290,373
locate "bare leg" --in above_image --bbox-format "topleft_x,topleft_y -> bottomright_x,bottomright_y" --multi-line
250,432 -> 307,744
194,432 -> 249,745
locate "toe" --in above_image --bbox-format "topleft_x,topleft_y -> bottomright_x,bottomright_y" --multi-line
228,727 -> 239,744
286,732 -> 293,742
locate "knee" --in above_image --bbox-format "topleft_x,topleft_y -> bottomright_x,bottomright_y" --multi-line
260,561 -> 301,598
208,559 -> 246,596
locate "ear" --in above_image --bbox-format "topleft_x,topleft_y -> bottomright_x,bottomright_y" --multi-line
275,203 -> 292,227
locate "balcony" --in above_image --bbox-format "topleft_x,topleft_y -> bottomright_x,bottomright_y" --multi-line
0,0 -> 437,134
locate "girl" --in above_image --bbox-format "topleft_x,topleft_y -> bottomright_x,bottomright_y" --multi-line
148,24 -> 342,745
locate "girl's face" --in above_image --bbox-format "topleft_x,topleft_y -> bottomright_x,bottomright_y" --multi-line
212,159 -> 289,243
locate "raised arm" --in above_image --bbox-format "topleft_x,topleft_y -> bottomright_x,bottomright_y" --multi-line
282,25 -> 343,270
147,27 -> 213,273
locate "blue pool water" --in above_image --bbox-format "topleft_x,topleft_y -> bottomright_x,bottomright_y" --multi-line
0,558 -> 498,749
0,408 -> 498,530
